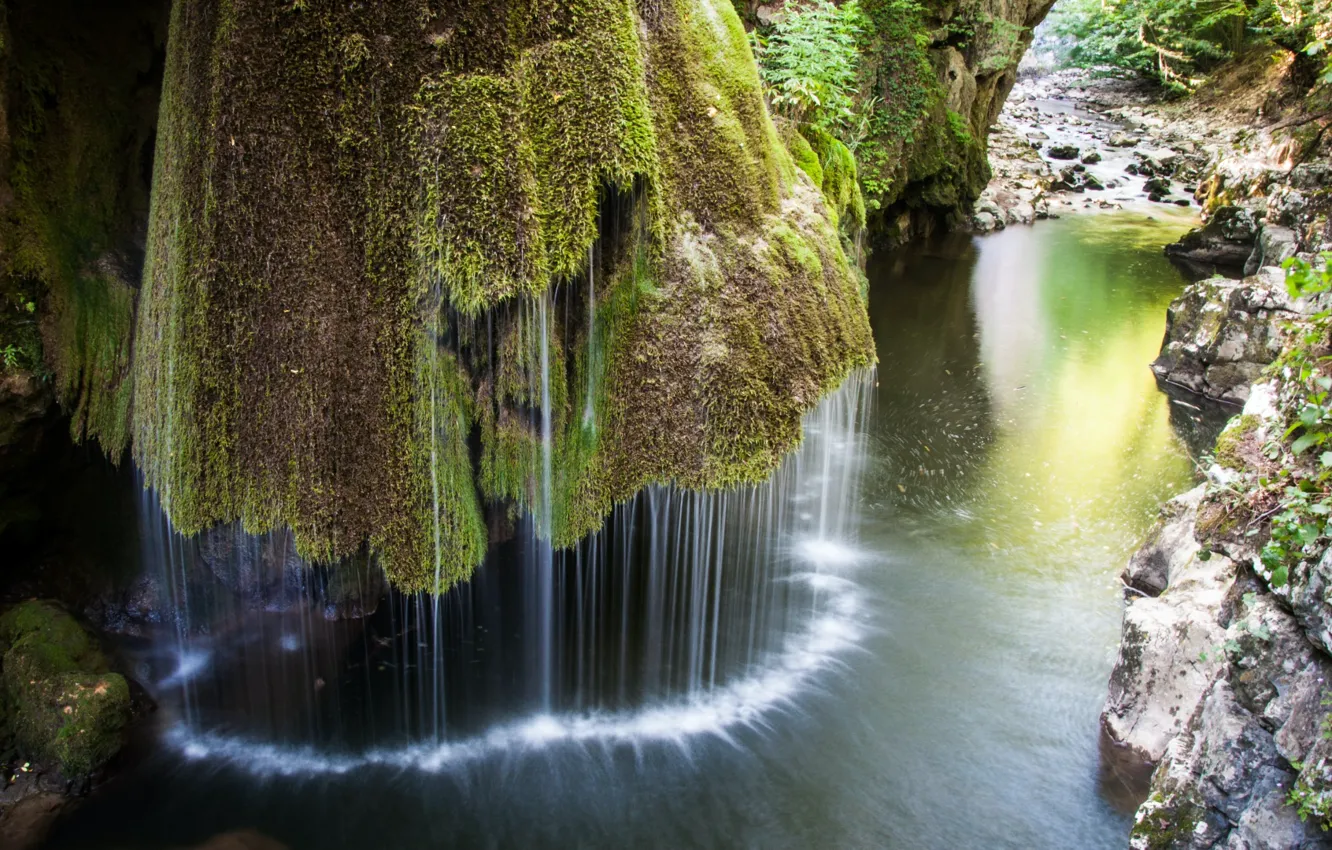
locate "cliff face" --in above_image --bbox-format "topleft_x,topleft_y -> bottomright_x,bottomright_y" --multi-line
128,0 -> 874,591
855,0 -> 1056,243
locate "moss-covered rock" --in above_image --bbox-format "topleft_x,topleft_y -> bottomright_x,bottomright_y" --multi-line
0,0 -> 168,456
128,0 -> 873,593
0,601 -> 130,776
854,0 -> 1055,242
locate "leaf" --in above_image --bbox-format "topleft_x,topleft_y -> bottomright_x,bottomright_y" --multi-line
1293,432 -> 1319,455
1271,564 -> 1290,588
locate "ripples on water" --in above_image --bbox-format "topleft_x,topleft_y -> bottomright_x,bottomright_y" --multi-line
47,213 -> 1219,850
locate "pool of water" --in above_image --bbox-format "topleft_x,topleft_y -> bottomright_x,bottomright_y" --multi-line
44,211 -> 1214,850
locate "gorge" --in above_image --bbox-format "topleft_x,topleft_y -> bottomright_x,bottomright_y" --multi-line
4,0 -> 1332,847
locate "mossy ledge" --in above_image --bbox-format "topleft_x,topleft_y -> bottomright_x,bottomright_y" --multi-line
133,0 -> 875,593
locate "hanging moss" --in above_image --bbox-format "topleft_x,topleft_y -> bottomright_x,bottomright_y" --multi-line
802,125 -> 867,234
134,0 -> 874,592
0,0 -> 166,456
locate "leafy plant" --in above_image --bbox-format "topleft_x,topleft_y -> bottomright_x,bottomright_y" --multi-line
1048,0 -> 1331,92
752,0 -> 866,134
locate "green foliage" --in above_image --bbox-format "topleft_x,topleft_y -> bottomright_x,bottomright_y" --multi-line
1203,257 -> 1332,590
751,0 -> 866,135
1288,694 -> 1332,829
1050,0 -> 1330,90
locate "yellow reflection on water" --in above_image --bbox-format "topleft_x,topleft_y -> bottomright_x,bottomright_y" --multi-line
967,213 -> 1201,568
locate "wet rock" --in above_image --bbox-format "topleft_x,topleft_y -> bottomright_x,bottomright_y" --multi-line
196,524 -> 309,611
1145,177 -> 1173,195
1103,493 -> 1234,766
1110,132 -> 1140,147
1081,150 -> 1102,164
1244,225 -> 1298,276
1083,173 -> 1105,191
1047,143 -> 1080,160
1165,207 -> 1259,269
0,601 -> 131,776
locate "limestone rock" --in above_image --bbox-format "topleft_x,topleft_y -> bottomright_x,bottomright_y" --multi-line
1245,226 -> 1299,276
1129,680 -> 1331,850
1151,276 -> 1302,404
1103,532 -> 1235,764
1165,207 -> 1260,269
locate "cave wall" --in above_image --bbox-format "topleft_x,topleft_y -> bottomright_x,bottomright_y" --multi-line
0,0 -> 168,554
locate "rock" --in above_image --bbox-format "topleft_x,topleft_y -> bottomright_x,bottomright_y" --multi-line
1103,515 -> 1234,764
1048,143 -> 1080,160
191,830 -> 292,850
1084,173 -> 1105,191
1129,680 -> 1330,850
1081,150 -> 1102,164
972,210 -> 999,232
1145,177 -> 1173,195
1244,225 -> 1299,276
1175,199 -> 1191,207
1287,548 -> 1332,658
1124,486 -> 1206,597
1151,276 -> 1299,403
0,790 -> 69,850
1110,132 -> 1140,147
196,524 -> 309,611
1165,206 -> 1260,269
0,602 -> 131,776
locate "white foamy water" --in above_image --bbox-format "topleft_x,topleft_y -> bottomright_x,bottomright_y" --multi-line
167,538 -> 868,777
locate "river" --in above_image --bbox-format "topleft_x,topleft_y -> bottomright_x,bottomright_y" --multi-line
43,209 -> 1219,850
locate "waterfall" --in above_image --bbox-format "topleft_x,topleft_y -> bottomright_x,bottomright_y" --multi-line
133,367 -> 875,777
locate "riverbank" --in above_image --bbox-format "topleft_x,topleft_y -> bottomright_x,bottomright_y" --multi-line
1048,57 -> 1332,849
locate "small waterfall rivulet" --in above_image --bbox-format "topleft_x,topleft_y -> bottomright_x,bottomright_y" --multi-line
129,363 -> 875,776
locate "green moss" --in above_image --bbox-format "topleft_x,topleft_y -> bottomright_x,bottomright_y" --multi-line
0,0 -> 163,455
1214,414 -> 1262,471
803,125 -> 867,233
1129,794 -> 1206,850
0,601 -> 129,775
134,0 -> 874,592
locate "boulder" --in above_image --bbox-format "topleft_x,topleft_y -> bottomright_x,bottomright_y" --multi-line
1048,143 -> 1080,160
1145,177 -> 1173,195
1081,150 -> 1102,164
1165,207 -> 1260,269
1244,225 -> 1299,276
1103,519 -> 1234,764
1110,132 -> 1140,147
1151,276 -> 1298,404
0,601 -> 130,776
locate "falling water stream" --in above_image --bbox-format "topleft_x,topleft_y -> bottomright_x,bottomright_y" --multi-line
44,211 -> 1224,850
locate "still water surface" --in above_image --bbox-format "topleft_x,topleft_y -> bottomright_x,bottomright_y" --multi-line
47,212 -> 1210,849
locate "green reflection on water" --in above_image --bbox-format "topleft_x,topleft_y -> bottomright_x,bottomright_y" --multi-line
970,213 -> 1202,568
851,210 -> 1217,848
